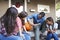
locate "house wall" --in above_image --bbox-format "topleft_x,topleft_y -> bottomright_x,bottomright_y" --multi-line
0,1 -> 8,18
0,0 -> 56,21
27,0 -> 56,21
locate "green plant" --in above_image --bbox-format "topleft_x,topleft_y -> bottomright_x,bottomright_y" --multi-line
56,2 -> 60,10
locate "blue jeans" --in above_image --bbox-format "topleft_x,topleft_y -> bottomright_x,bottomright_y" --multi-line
23,32 -> 31,40
0,34 -> 23,40
46,33 -> 59,40
34,25 -> 41,40
17,32 -> 31,40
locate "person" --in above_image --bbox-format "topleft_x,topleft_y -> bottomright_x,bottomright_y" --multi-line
12,2 -> 23,13
27,12 -> 46,40
0,7 -> 23,40
56,20 -> 60,29
46,17 -> 59,40
18,11 -> 31,40
0,7 -> 23,37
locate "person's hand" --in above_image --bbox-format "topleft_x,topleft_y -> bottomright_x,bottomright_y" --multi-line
20,34 -> 25,39
26,31 -> 30,35
47,29 -> 52,33
47,29 -> 51,32
51,30 -> 55,33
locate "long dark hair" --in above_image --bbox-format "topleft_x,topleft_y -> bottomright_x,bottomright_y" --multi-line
1,7 -> 18,34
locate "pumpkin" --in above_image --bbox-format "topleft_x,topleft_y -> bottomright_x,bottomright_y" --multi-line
25,22 -> 32,31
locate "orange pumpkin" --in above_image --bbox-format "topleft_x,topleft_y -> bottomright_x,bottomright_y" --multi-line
25,22 -> 32,31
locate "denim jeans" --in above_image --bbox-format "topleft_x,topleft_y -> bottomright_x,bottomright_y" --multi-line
0,34 -> 23,40
34,24 -> 41,40
17,32 -> 31,40
23,32 -> 31,40
46,33 -> 59,40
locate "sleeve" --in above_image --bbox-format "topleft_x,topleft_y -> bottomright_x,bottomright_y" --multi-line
27,14 -> 34,21
16,17 -> 23,36
16,17 -> 22,28
40,21 -> 47,33
54,23 -> 58,29
42,16 -> 46,21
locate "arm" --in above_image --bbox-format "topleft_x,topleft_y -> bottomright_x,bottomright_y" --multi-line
23,18 -> 28,32
23,25 -> 27,32
16,17 -> 23,36
23,18 -> 30,33
28,18 -> 40,26
52,23 -> 58,33
27,14 -> 35,26
46,24 -> 52,33
47,28 -> 51,33
52,29 -> 57,33
23,25 -> 29,34
42,17 -> 46,23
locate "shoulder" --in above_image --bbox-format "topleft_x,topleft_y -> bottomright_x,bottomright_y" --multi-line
54,23 -> 58,29
54,23 -> 58,26
34,13 -> 38,15
27,13 -> 37,18
16,17 -> 20,20
42,16 -> 46,20
30,13 -> 38,16
16,17 -> 21,21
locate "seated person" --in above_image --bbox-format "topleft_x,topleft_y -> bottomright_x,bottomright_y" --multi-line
46,17 -> 58,40
18,11 -> 31,40
0,7 -> 23,40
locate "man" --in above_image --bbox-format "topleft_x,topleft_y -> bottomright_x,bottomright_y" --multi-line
12,2 -> 23,13
27,12 -> 46,40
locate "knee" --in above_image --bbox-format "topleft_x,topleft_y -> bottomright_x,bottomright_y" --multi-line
47,33 -> 52,37
24,34 -> 31,40
53,33 -> 58,39
53,33 -> 58,37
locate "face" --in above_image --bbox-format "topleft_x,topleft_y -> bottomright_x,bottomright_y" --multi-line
46,20 -> 53,25
21,17 -> 26,21
38,15 -> 42,19
15,4 -> 20,8
22,18 -> 25,20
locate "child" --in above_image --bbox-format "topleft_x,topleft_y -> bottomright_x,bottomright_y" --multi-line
46,17 -> 58,40
0,7 -> 23,36
18,11 -> 31,40
0,7 -> 23,40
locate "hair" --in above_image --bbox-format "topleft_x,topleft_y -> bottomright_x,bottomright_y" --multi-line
46,17 -> 54,23
39,12 -> 45,17
18,11 -> 28,25
18,11 -> 28,19
1,7 -> 18,34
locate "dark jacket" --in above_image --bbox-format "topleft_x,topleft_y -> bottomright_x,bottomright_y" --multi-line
40,21 -> 47,33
